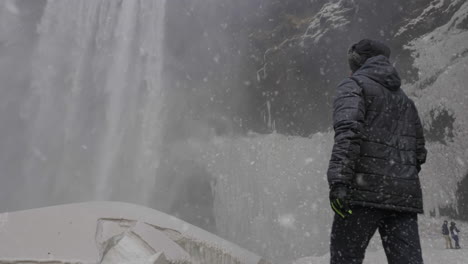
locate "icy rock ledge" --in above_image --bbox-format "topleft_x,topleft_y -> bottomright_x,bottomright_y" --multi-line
0,202 -> 270,264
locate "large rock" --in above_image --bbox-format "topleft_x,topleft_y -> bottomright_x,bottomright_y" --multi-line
0,202 -> 269,264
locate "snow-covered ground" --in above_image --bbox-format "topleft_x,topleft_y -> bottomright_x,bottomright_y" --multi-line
295,216 -> 468,264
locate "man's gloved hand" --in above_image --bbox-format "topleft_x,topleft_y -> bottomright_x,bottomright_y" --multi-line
329,184 -> 353,219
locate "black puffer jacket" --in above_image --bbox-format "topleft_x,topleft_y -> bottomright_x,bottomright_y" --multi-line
327,55 -> 427,213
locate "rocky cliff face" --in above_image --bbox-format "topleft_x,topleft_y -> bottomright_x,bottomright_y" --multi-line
404,0 -> 468,219
164,0 -> 468,136
256,0 -> 468,135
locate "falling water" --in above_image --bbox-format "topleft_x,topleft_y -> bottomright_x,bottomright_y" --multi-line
19,0 -> 166,209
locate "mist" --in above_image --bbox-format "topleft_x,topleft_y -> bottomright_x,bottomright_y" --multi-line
1,0 -> 468,262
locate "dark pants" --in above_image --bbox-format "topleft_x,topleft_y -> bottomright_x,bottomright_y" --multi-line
452,235 -> 460,248
330,206 -> 423,264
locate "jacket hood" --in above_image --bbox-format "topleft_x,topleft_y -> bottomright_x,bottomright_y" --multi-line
354,55 -> 401,91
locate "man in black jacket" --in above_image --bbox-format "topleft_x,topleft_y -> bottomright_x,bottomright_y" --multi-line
327,39 -> 427,264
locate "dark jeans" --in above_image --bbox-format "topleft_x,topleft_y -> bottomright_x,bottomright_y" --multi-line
330,206 -> 423,264
452,235 -> 460,248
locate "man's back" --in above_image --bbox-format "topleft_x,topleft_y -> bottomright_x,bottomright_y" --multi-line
328,54 -> 427,214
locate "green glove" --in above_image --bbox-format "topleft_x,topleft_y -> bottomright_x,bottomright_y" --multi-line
329,184 -> 353,218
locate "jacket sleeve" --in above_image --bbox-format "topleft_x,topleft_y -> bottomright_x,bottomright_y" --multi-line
413,104 -> 427,168
327,78 -> 366,187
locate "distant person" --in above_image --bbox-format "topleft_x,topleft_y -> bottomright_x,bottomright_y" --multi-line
327,39 -> 427,264
442,220 -> 453,249
450,221 -> 461,249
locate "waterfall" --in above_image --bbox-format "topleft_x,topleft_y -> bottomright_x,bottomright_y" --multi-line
19,0 -> 166,209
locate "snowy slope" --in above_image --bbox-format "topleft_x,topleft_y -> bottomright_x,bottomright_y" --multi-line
294,216 -> 468,264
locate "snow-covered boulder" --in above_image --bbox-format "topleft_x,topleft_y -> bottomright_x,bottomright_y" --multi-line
0,202 -> 269,264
